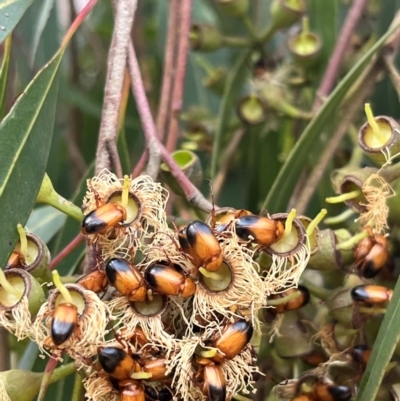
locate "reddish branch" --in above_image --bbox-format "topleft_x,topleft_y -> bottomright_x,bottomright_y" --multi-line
50,234 -> 85,270
95,0 -> 137,175
165,0 -> 193,152
127,41 -> 214,212
314,0 -> 368,109
156,0 -> 179,142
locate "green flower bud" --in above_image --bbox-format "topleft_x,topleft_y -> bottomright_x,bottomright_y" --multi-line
270,0 -> 306,31
216,0 -> 249,17
0,363 -> 75,401
288,26 -> 322,67
190,24 -> 223,52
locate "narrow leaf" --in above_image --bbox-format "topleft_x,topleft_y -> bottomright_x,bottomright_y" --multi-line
0,47 -> 64,270
262,22 -> 400,213
0,0 -> 34,44
29,0 -> 55,66
0,34 -> 11,119
26,205 -> 66,243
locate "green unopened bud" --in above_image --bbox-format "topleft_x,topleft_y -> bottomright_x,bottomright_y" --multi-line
161,150 -> 203,196
358,106 -> 400,164
307,229 -> 354,271
204,67 -> 228,96
236,94 -> 268,125
190,24 -> 223,52
274,311 -> 313,357
216,0 -> 249,17
36,173 -> 83,222
288,17 -> 322,67
270,0 -> 306,31
0,363 -> 75,401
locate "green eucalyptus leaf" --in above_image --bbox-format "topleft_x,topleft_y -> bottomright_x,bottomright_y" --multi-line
0,0 -> 34,43
26,205 -> 66,243
0,47 -> 64,270
0,35 -> 11,119
29,0 -> 55,67
262,21 -> 400,213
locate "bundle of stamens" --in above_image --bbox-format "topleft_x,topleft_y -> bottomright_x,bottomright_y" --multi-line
81,169 -> 169,260
33,271 -> 111,364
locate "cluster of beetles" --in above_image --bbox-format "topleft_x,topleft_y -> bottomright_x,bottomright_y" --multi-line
0,167 -> 398,401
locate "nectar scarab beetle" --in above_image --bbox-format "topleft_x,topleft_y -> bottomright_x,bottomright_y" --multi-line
210,318 -> 253,363
350,284 -> 393,305
312,380 -> 352,401
202,363 -> 226,401
81,202 -> 127,235
178,221 -> 223,272
77,269 -> 109,294
5,250 -> 26,270
106,258 -> 147,302
214,209 -> 253,233
351,344 -> 371,367
50,302 -> 79,346
144,263 -> 196,298
98,347 -> 141,380
267,285 -> 310,314
141,357 -> 170,382
118,379 -> 145,401
354,232 -> 389,278
234,215 -> 284,247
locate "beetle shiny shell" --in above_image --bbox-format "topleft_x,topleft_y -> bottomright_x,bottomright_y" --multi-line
211,319 -> 253,363
51,302 -> 78,346
5,250 -> 26,270
144,264 -> 196,298
98,347 -> 140,380
202,364 -> 226,401
351,344 -> 371,366
179,221 -> 223,272
267,285 -> 310,314
106,258 -> 147,302
235,215 -> 284,247
215,209 -> 253,233
119,379 -> 145,401
354,233 -> 389,278
312,382 -> 352,401
77,270 -> 108,294
144,386 -> 173,401
81,202 -> 127,235
351,284 -> 393,305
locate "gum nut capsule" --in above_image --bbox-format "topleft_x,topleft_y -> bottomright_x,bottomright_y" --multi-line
98,347 -> 139,380
50,302 -> 78,346
144,264 -> 196,298
81,202 -> 127,235
235,215 -> 284,246
350,284 -> 392,305
202,364 -> 226,401
105,258 -> 147,302
212,319 -> 253,363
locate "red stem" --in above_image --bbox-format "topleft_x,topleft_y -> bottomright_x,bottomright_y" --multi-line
157,0 -> 179,142
61,0 -> 98,48
127,41 -> 214,211
50,234 -> 85,270
165,0 -> 193,152
314,0 -> 368,109
131,149 -> 149,177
